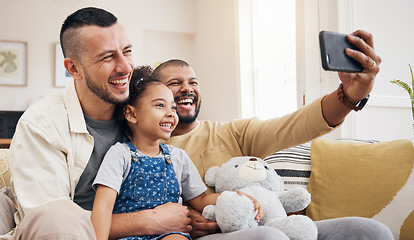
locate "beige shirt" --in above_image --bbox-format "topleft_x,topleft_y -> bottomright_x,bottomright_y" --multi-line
9,81 -> 93,223
163,98 -> 334,194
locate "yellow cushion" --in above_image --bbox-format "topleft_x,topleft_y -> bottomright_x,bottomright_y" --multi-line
0,149 -> 11,189
307,138 -> 414,240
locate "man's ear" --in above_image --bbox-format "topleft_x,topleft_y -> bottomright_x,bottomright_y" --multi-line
64,58 -> 82,81
124,105 -> 138,124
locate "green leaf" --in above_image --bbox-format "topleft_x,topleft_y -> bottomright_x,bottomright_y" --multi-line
390,80 -> 412,96
390,65 -> 414,121
410,64 -> 414,92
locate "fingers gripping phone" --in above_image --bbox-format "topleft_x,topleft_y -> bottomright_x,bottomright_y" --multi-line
319,31 -> 363,73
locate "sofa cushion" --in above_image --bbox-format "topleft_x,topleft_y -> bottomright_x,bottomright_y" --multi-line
306,138 -> 414,240
0,149 -> 11,189
263,142 -> 311,190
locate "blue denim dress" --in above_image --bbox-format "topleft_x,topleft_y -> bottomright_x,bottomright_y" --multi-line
113,142 -> 191,240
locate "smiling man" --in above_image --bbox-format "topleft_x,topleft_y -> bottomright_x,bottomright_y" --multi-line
6,7 -> 192,240
153,57 -> 393,240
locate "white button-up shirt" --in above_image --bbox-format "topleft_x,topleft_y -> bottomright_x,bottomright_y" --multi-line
9,80 -> 94,223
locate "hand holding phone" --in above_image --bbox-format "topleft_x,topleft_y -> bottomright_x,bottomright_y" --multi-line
319,31 -> 363,73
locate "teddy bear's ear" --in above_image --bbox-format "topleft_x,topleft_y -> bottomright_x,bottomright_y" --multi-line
204,166 -> 220,187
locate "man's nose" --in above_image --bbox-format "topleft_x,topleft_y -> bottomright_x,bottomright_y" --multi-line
180,82 -> 194,94
115,55 -> 133,74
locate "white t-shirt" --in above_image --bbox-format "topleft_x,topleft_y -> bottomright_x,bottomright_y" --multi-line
93,142 -> 207,203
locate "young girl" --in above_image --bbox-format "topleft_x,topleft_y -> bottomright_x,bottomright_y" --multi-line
91,67 -> 262,240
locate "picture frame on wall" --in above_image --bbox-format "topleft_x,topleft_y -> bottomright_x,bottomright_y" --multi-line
55,43 -> 72,88
0,40 -> 27,86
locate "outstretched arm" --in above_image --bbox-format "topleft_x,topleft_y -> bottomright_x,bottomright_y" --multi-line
321,30 -> 381,127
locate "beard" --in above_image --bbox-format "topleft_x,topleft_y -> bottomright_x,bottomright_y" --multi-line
175,95 -> 201,124
84,70 -> 128,105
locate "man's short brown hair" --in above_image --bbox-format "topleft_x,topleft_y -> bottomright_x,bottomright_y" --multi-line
59,7 -> 118,61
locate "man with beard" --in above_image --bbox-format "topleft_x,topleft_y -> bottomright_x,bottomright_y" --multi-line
153,38 -> 393,240
5,7 -> 191,240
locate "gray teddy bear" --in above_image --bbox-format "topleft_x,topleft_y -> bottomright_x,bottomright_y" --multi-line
202,156 -> 317,240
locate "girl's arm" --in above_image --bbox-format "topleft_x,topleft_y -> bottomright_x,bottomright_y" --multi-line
187,193 -> 220,212
188,192 -> 263,222
91,185 -> 117,240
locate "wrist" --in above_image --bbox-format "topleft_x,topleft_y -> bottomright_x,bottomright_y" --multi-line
141,209 -> 163,235
337,83 -> 369,111
111,210 -> 159,237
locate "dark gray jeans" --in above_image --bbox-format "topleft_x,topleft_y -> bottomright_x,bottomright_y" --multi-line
197,217 -> 394,240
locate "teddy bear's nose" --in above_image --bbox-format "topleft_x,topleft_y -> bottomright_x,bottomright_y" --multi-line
249,158 -> 257,161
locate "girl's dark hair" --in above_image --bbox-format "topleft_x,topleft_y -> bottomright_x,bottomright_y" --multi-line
125,66 -> 159,106
118,65 -> 163,139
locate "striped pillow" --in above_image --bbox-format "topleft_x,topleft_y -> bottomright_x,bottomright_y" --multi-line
263,139 -> 379,191
263,142 -> 311,190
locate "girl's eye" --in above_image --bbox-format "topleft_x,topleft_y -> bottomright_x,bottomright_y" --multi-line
156,103 -> 164,108
172,106 -> 177,111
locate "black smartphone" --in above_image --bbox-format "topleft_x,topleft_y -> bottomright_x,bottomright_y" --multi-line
319,31 -> 363,73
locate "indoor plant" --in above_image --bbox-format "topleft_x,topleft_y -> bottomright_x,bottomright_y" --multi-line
390,64 -> 414,131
